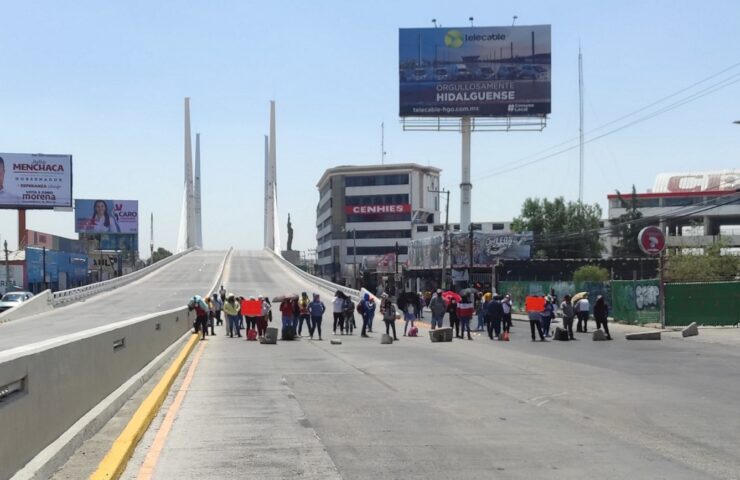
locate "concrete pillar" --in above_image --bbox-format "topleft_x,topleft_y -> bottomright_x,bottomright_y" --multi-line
460,117 -> 472,232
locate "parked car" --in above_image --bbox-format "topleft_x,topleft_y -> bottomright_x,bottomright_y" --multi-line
496,65 -> 519,80
517,65 -> 540,80
480,67 -> 495,79
0,291 -> 34,313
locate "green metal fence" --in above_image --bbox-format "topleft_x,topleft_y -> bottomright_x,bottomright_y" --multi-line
611,280 -> 660,325
665,281 -> 740,327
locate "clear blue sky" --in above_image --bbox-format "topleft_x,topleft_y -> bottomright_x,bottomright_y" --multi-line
1,0 -> 739,255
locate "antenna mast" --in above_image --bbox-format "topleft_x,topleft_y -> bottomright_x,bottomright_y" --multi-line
578,44 -> 585,203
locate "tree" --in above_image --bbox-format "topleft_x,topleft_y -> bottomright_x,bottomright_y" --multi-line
573,265 -> 609,283
611,185 -> 647,257
665,243 -> 740,282
151,247 -> 173,264
512,197 -> 603,258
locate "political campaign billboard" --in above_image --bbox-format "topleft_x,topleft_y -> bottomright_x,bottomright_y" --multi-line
0,153 -> 72,209
399,25 -> 551,117
75,199 -> 138,234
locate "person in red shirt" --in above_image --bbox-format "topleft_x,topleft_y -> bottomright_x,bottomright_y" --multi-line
457,295 -> 475,340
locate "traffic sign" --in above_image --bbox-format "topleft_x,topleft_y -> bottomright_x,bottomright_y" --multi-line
638,226 -> 666,255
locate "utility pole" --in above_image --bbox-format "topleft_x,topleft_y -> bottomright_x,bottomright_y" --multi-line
428,187 -> 450,289
4,240 -> 10,292
150,212 -> 154,265
395,241 -> 400,295
42,246 -> 47,291
468,224 -> 474,289
352,229 -> 357,289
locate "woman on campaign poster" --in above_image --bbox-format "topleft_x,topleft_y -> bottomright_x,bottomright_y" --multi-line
84,200 -> 121,233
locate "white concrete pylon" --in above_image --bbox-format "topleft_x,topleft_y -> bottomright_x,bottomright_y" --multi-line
264,100 -> 278,251
184,97 -> 195,249
194,132 -> 203,249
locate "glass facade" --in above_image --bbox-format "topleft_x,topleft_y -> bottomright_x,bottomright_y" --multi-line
347,246 -> 409,255
345,173 -> 409,187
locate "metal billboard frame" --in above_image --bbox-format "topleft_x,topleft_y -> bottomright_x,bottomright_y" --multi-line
401,115 -> 547,132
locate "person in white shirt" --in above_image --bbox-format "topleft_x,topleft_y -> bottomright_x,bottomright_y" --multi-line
575,297 -> 591,333
332,291 -> 346,335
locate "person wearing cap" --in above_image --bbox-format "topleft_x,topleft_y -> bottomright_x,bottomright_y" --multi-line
359,292 -> 376,337
540,295 -> 555,337
222,293 -> 241,337
428,291 -> 446,330
501,294 -> 513,335
307,293 -> 326,340
187,295 -> 209,340
560,295 -> 576,340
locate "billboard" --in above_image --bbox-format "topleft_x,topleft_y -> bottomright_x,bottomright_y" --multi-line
399,25 -> 551,117
408,232 -> 533,269
75,199 -> 138,234
0,153 -> 72,209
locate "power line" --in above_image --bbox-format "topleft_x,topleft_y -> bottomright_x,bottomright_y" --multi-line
475,61 -> 740,179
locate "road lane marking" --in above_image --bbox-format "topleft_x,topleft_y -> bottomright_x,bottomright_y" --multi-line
136,340 -> 207,480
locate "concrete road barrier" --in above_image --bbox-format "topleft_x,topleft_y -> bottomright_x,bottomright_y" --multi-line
682,322 -> 699,337
380,334 -> 394,344
593,330 -> 607,341
626,331 -> 662,340
263,328 -> 278,344
330,339 -> 342,345
429,327 -> 453,343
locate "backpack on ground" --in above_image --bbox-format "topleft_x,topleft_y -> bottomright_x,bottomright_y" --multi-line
247,329 -> 258,341
501,331 -> 510,341
408,326 -> 419,337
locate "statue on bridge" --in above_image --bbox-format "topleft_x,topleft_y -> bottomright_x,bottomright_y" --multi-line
287,214 -> 294,251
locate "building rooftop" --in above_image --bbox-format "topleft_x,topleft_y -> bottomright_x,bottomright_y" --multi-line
316,163 -> 442,188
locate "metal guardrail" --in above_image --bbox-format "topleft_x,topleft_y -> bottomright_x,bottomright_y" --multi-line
51,248 -> 196,307
265,249 -> 363,301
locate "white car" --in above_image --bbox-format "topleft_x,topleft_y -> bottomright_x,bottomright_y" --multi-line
0,291 -> 34,313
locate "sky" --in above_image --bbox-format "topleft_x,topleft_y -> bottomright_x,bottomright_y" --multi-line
1,0 -> 739,256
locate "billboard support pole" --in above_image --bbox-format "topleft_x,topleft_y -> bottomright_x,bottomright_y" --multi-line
18,209 -> 26,249
460,117 -> 472,233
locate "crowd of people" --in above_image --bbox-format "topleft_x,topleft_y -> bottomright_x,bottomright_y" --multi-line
187,284 -> 612,343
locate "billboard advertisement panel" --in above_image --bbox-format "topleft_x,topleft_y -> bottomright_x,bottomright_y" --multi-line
408,232 -> 533,269
0,153 -> 72,209
75,199 -> 138,234
399,25 -> 551,117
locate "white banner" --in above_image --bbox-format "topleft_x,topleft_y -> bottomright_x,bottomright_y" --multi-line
0,153 -> 73,209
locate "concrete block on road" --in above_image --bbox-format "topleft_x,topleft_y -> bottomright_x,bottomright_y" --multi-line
554,327 -> 569,341
626,331 -> 661,340
263,327 -> 278,344
682,322 -> 699,337
592,329 -> 606,341
429,327 -> 453,343
380,334 -> 394,344
330,339 -> 342,345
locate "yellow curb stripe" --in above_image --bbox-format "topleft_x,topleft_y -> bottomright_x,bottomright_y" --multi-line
89,333 -> 200,480
136,340 -> 206,479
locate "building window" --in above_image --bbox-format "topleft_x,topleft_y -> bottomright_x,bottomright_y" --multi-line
416,225 -> 428,232
490,223 -> 505,230
347,246 -> 409,256
433,225 -> 444,232
453,224 -> 460,231
662,197 -> 700,207
349,230 -> 411,239
346,212 -> 411,223
345,194 -> 409,206
344,174 -> 410,187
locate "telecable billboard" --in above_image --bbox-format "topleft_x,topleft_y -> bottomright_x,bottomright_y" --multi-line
399,25 -> 551,117
75,199 -> 139,234
0,153 -> 73,209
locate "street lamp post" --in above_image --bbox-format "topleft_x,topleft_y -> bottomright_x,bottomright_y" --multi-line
4,240 -> 10,292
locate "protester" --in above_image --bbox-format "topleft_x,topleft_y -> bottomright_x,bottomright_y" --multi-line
560,295 -> 576,340
219,285 -> 226,302
428,291 -> 446,330
529,308 -> 546,342
187,295 -> 209,341
575,296 -> 591,333
258,296 -> 271,337
457,295 -> 474,340
501,294 -> 513,334
486,294 -> 504,340
223,293 -> 241,337
418,291 -> 426,319
447,298 -> 460,338
206,295 -> 216,336
476,292 -> 486,331
297,292 -> 311,336
342,294 -> 355,335
245,296 -> 260,332
280,297 -> 294,329
593,295 -> 612,340
212,293 -> 223,326
403,300 -> 416,336
333,291 -> 345,335
237,296 -> 245,330
359,293 -> 376,337
381,293 -> 399,340
307,293 -> 326,340
541,296 -> 555,337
